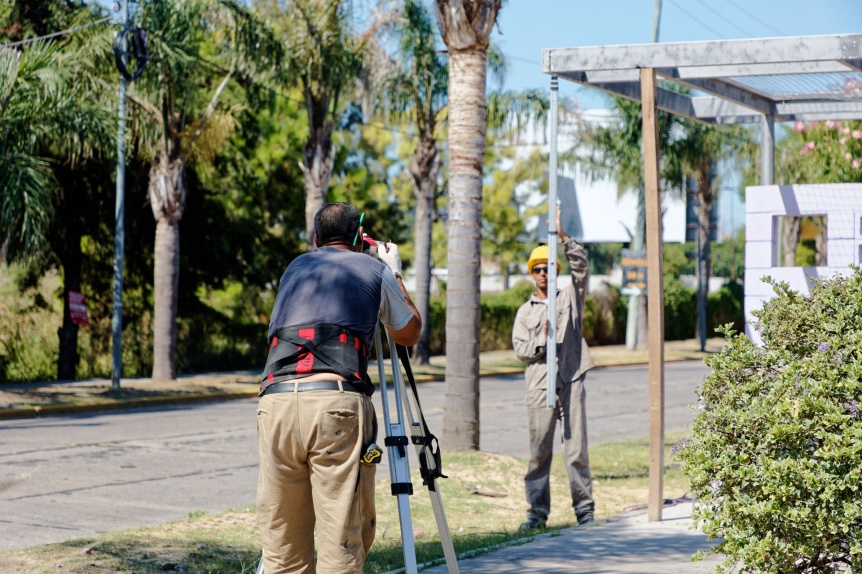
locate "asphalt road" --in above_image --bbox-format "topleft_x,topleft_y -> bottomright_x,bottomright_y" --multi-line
0,360 -> 709,551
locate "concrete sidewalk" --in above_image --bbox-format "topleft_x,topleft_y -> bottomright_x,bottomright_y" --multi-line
421,502 -> 723,574
0,338 -> 722,420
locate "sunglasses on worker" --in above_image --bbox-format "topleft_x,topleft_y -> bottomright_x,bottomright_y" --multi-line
532,266 -> 549,275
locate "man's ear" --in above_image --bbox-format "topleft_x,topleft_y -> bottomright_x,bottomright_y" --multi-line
353,226 -> 364,252
313,233 -> 320,247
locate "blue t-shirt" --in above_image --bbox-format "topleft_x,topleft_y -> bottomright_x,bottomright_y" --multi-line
268,247 -> 413,348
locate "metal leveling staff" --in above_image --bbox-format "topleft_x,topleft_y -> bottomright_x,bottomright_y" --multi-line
256,202 -> 421,574
512,205 -> 596,531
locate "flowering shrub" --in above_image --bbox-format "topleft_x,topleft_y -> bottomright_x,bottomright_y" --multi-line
676,269 -> 862,573
787,119 -> 862,183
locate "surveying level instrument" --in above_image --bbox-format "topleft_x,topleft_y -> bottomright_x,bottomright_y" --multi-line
256,324 -> 458,574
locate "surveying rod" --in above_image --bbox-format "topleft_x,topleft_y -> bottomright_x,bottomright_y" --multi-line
546,75 -> 560,409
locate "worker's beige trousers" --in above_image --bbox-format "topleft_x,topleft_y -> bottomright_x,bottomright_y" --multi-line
257,390 -> 377,574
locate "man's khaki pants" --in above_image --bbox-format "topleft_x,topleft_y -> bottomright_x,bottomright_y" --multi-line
524,375 -> 594,523
257,390 -> 377,574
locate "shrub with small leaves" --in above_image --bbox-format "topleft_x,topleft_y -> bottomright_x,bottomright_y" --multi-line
676,269 -> 862,573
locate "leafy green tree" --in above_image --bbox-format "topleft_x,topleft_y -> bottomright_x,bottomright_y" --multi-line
129,0 -> 281,380
257,0 -> 365,250
0,0 -> 116,379
676,272 -> 862,573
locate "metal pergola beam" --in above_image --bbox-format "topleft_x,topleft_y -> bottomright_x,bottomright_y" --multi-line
666,76 -> 777,116
561,73 -> 768,125
544,33 -> 862,73
583,61 -> 862,83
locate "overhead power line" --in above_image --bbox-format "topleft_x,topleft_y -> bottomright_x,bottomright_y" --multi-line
724,0 -> 788,37
0,16 -> 113,49
666,0 -> 726,40
693,0 -> 757,38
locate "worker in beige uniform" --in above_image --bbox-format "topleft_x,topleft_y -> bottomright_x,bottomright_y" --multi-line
512,205 -> 595,530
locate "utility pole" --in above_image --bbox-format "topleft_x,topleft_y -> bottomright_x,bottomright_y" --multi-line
652,0 -> 663,43
112,0 -> 129,390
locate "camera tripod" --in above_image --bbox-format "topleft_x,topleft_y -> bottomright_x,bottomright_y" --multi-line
256,324 -> 459,574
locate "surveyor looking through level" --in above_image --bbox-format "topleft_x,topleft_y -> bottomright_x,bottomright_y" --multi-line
256,202 -> 421,573
512,204 -> 596,531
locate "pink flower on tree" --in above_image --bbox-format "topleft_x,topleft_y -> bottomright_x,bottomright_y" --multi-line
853,159 -> 862,169
852,130 -> 862,140
792,121 -> 807,132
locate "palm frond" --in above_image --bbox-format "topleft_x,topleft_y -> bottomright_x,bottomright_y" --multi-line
0,152 -> 54,259
183,105 -> 242,170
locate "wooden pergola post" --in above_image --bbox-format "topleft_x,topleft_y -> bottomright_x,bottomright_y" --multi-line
640,68 -> 666,523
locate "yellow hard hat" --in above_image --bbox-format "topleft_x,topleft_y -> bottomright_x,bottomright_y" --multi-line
527,245 -> 561,273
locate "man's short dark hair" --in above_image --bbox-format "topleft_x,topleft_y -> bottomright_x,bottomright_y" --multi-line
314,202 -> 361,246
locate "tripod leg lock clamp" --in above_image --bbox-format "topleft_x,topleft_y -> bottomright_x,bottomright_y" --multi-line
385,435 -> 409,457
390,482 -> 414,496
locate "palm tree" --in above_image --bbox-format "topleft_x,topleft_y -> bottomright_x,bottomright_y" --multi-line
572,95 -> 683,349
377,0 -> 447,365
0,39 -> 112,264
674,120 -> 753,349
130,0 -> 281,380
257,0 -> 365,250
434,0 -> 503,451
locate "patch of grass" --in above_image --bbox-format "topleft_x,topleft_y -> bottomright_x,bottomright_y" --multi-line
0,434 -> 691,573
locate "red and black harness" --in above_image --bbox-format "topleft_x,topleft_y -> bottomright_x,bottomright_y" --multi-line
259,324 -> 374,396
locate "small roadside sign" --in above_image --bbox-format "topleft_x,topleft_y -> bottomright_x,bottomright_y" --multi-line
68,291 -> 90,327
621,249 -> 648,296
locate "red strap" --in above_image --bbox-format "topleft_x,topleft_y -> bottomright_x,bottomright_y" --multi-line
298,328 -> 314,340
296,350 -> 314,374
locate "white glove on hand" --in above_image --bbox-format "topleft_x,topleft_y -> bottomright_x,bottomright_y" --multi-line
379,242 -> 403,278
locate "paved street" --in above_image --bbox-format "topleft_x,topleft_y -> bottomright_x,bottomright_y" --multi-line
0,360 -> 709,551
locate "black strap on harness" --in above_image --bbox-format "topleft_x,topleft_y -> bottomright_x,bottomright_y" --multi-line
394,344 -> 448,491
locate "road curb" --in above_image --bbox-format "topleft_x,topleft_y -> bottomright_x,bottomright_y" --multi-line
0,390 -> 259,421
0,356 -> 706,422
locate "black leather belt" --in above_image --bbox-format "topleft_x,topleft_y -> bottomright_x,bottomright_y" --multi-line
261,380 -> 363,395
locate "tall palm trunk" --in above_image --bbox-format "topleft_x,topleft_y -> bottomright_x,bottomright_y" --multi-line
814,218 -> 827,266
442,46 -> 487,450
695,171 -> 715,351
148,152 -> 185,381
435,0 -> 501,451
410,134 -> 440,365
782,217 -> 801,267
57,221 -> 82,380
302,102 -> 335,251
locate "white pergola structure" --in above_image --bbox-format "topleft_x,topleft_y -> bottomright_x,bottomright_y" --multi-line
541,33 -> 862,522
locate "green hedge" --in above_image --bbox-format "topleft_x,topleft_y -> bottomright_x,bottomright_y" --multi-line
426,278 -> 744,355
676,272 -> 862,572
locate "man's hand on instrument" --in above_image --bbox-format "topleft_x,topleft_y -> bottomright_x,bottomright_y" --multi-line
379,242 -> 403,278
